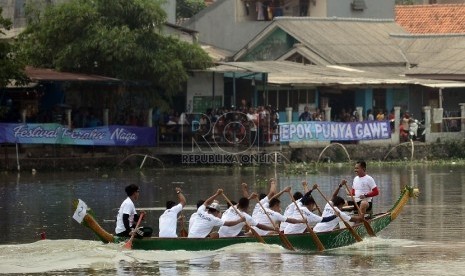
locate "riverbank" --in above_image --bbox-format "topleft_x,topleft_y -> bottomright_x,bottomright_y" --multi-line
1,140 -> 464,172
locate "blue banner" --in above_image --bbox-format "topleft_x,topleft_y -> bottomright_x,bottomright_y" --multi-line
279,121 -> 391,142
0,123 -> 156,146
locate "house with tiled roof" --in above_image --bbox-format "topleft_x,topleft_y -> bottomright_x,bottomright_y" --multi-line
395,4 -> 465,34
224,16 -> 465,122
181,2 -> 465,132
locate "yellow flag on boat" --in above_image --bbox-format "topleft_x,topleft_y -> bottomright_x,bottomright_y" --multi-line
73,199 -> 87,224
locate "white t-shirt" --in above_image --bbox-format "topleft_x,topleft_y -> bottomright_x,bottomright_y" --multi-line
252,205 -> 287,235
115,197 -> 136,234
353,174 -> 377,202
252,196 -> 270,219
218,206 -> 258,237
188,212 -> 199,233
279,199 -> 302,231
159,203 -> 183,238
247,113 -> 258,131
313,203 -> 351,233
284,206 -> 322,234
188,205 -> 225,238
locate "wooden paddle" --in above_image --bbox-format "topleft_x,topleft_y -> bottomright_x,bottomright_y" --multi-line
124,212 -> 144,249
255,198 -> 295,251
315,187 -> 363,242
222,193 -> 266,244
179,212 -> 188,237
303,178 -> 322,215
287,191 -> 325,251
343,181 -> 376,237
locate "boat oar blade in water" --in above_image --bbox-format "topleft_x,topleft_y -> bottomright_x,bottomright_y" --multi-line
124,213 -> 145,249
255,198 -> 294,251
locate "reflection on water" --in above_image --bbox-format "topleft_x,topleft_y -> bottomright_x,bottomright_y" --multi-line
0,164 -> 465,274
1,238 -> 464,275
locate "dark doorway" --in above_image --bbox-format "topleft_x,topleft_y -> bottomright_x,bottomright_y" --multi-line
320,88 -> 356,121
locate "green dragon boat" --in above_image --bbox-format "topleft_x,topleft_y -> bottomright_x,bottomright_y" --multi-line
73,186 -> 419,252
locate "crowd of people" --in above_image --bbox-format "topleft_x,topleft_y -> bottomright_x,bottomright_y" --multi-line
114,160 -> 379,241
158,103 -> 280,145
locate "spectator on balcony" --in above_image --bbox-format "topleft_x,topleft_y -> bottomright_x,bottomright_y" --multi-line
299,106 -> 312,121
367,109 -> 374,121
256,1 -> 265,20
376,109 -> 385,121
300,0 -> 310,16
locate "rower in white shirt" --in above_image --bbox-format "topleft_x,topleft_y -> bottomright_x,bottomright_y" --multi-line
188,199 -> 205,233
251,187 -> 305,235
285,189 -> 338,235
218,195 -> 275,238
159,187 -> 186,238
188,189 -> 244,238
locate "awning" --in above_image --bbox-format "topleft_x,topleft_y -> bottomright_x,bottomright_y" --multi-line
207,61 -> 465,88
417,82 -> 465,88
25,67 -> 121,83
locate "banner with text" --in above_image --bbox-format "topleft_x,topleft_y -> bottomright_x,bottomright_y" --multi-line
279,121 -> 391,142
0,123 -> 156,146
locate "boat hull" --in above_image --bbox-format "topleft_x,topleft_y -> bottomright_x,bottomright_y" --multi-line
75,186 -> 418,252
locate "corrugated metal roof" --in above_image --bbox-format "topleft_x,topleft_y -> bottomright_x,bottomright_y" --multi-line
25,67 -> 120,82
392,34 -> 465,66
201,44 -> 233,62
396,36 -> 465,76
235,17 -> 409,66
209,61 -> 465,87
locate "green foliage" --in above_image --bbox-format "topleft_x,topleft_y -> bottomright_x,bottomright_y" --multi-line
0,7 -> 28,88
284,162 -> 319,175
395,0 -> 415,4
16,0 -> 212,105
255,176 -> 270,189
177,0 -> 206,19
443,140 -> 465,159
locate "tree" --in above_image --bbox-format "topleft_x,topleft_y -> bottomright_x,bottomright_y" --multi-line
16,0 -> 212,109
395,0 -> 415,4
177,0 -> 207,19
0,7 -> 27,89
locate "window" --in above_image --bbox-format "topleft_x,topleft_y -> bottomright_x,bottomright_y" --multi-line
351,0 -> 367,11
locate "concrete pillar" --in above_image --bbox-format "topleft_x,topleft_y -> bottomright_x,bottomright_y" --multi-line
356,106 -> 363,122
423,106 -> 431,135
65,109 -> 72,128
460,103 -> 465,133
103,108 -> 109,126
21,109 -> 27,123
324,107 -> 331,121
394,106 -> 400,135
285,107 -> 293,123
147,108 -> 153,127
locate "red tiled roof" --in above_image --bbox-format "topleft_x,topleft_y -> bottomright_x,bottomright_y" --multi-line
395,4 -> 465,34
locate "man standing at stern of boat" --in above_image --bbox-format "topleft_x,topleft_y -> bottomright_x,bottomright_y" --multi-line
159,187 -> 186,237
348,160 -> 379,218
115,184 -> 152,238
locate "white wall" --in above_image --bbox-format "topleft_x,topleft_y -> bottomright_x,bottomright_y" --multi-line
186,71 -> 224,113
327,0 -> 395,19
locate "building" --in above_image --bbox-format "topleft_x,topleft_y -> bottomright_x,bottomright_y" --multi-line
182,0 -> 395,53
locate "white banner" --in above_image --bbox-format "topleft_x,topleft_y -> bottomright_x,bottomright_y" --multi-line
73,199 -> 88,224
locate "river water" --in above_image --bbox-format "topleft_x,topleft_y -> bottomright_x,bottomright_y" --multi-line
0,163 -> 464,275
